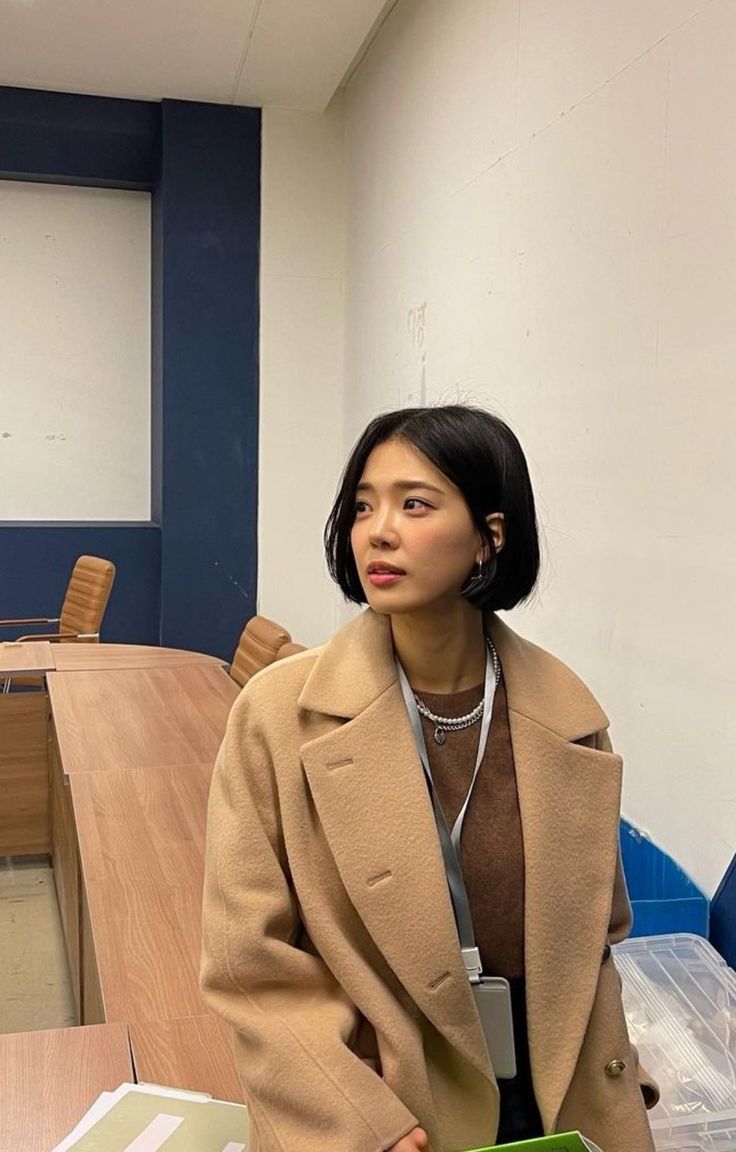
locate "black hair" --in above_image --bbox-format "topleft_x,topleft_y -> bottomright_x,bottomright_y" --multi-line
324,404 -> 540,611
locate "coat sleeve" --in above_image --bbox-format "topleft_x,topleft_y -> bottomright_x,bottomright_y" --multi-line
200,691 -> 419,1152
597,728 -> 661,1111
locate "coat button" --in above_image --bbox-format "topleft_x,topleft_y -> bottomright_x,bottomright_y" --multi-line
605,1059 -> 626,1077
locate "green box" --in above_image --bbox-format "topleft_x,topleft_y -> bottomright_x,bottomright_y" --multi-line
467,1132 -> 596,1152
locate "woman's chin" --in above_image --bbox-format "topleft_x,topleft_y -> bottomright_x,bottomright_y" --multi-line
362,584 -> 408,613
362,586 -> 436,617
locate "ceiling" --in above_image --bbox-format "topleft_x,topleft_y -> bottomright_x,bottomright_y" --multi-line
0,0 -> 393,111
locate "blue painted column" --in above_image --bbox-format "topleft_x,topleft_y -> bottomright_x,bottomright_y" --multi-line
153,100 -> 260,658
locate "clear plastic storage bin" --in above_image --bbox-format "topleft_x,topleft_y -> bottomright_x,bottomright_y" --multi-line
614,933 -> 736,1150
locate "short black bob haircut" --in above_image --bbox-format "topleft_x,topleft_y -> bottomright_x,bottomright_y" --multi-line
324,405 -> 540,612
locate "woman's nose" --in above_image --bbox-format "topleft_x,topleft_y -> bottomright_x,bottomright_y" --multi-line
368,510 -> 399,547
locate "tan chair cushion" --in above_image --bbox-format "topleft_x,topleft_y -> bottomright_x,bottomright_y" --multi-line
230,615 -> 291,688
59,555 -> 116,638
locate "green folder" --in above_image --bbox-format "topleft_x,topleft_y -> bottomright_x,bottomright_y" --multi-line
51,1084 -> 248,1152
466,1132 -> 598,1151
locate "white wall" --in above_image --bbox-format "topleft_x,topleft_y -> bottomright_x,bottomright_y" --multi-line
0,180 -> 151,520
258,103 -> 347,648
339,0 -> 736,895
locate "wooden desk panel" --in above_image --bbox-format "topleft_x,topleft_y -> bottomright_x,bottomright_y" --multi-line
49,664 -> 239,776
0,640 -> 55,676
0,1023 -> 132,1152
82,883 -> 105,1026
129,1014 -> 243,1103
71,763 -> 213,1023
49,729 -> 81,1018
53,643 -> 226,672
0,692 -> 49,855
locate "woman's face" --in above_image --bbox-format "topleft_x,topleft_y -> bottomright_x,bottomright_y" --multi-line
350,438 -> 486,616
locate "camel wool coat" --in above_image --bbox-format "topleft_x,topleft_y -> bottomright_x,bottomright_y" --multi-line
200,609 -> 658,1152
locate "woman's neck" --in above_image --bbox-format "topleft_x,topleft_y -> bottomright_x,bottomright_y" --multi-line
390,602 -> 487,693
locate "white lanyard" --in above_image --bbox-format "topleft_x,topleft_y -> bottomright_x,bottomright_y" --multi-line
397,643 -> 498,982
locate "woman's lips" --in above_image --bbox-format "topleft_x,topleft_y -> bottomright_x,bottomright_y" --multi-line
367,572 -> 404,586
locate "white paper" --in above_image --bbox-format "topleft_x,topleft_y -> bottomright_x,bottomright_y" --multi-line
50,1090 -> 118,1152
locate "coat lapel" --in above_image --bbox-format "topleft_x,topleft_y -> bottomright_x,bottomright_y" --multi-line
490,616 -> 624,1129
299,610 -> 623,1126
299,678 -> 494,1085
511,713 -> 622,1127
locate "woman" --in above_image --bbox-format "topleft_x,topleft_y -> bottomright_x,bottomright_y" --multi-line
201,405 -> 659,1152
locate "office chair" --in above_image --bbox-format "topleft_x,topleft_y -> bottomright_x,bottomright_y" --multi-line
229,615 -> 293,688
1,554 -> 116,690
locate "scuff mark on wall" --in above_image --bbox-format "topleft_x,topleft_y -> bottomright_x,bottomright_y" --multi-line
214,559 -> 252,602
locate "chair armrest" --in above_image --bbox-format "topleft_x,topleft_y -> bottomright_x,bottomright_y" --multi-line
52,632 -> 100,643
0,617 -> 58,628
17,631 -> 98,643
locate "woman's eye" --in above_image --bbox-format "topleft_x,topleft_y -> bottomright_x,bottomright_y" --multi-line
404,498 -> 430,511
355,500 -> 370,515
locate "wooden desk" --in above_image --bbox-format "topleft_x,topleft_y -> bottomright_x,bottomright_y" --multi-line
3,650 -> 245,1135
0,1023 -> 133,1152
52,643 -> 226,672
129,1014 -> 243,1103
71,762 -> 214,1024
0,639 -> 55,675
0,691 -> 49,855
0,644 -> 54,856
48,664 -> 239,776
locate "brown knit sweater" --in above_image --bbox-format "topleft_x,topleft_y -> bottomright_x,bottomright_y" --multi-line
414,674 -> 525,980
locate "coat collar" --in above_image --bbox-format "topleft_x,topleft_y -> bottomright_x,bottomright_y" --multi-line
298,608 -> 609,742
298,608 -> 621,1129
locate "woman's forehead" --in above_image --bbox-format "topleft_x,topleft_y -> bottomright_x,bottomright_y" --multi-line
359,439 -> 450,488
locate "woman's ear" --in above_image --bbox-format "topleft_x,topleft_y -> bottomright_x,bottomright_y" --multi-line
482,512 -> 505,556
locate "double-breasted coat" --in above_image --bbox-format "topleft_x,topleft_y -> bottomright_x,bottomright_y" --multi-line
200,609 -> 659,1152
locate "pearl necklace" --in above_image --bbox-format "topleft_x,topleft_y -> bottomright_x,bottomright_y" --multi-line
413,637 -> 501,745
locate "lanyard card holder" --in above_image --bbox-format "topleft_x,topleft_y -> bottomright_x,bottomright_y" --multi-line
471,976 -> 517,1080
464,945 -> 516,1079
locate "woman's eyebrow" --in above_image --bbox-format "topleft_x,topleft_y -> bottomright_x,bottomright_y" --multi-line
356,479 -> 445,495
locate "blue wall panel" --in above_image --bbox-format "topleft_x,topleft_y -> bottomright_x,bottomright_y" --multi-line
0,86 -> 159,189
0,87 -> 261,659
0,524 -> 160,644
155,100 -> 260,659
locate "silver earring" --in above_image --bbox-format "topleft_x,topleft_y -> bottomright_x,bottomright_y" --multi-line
464,560 -> 485,593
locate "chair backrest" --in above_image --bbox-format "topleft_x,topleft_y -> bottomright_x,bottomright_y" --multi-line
59,555 -> 116,640
276,641 -> 307,660
230,615 -> 291,687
